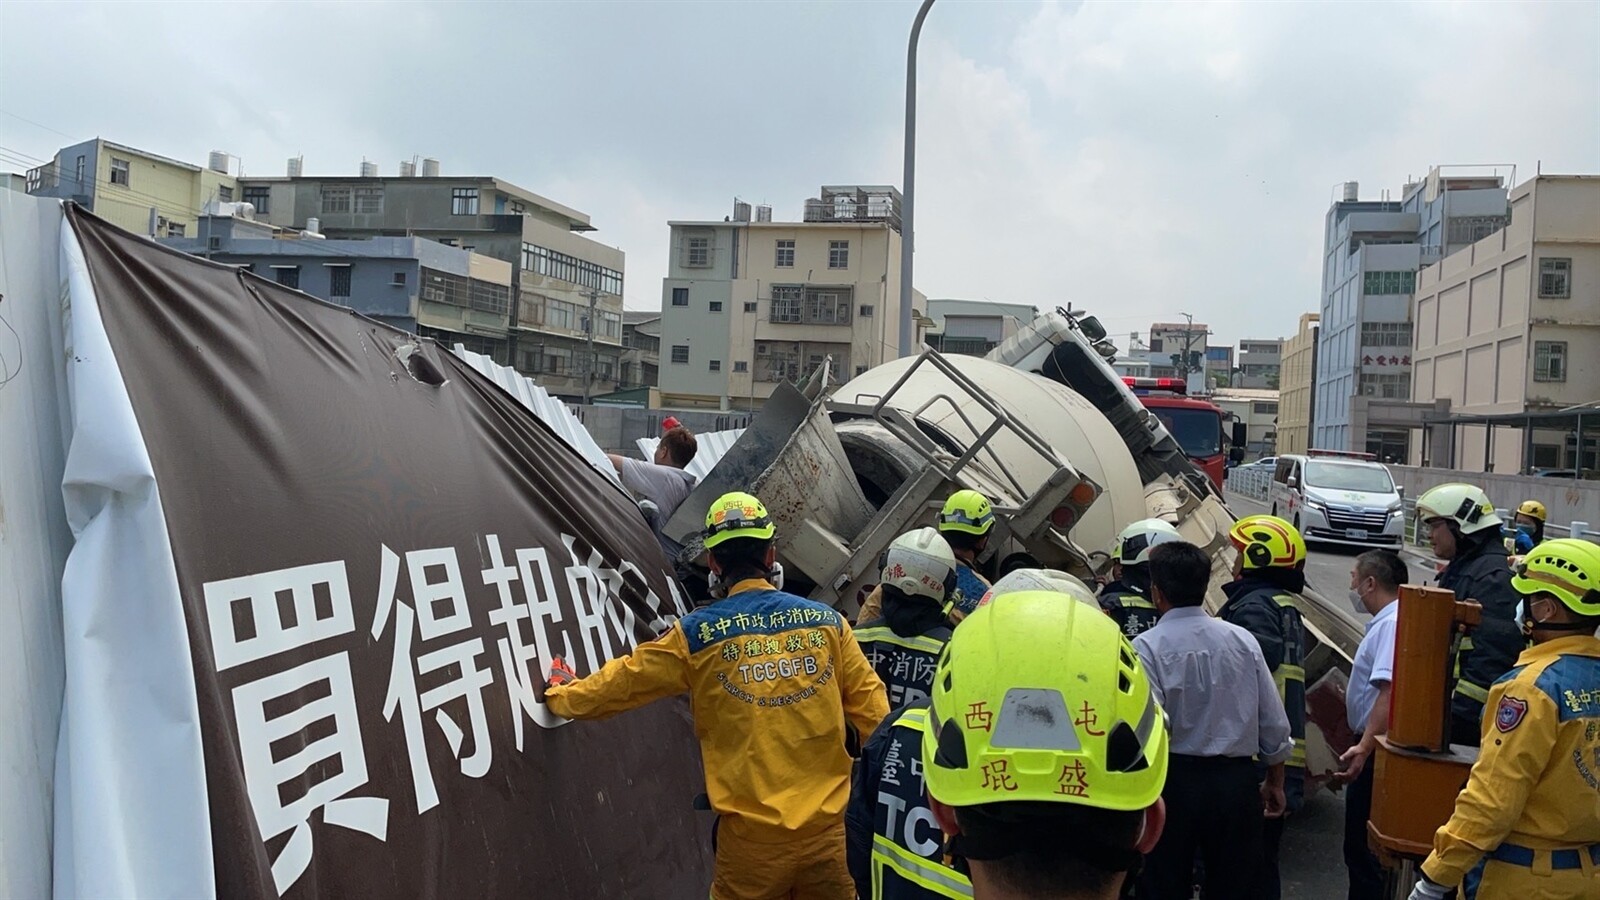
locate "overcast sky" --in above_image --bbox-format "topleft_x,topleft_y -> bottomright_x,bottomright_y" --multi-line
2,0 -> 1595,345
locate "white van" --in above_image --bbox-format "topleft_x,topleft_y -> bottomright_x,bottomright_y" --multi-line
1270,450 -> 1405,547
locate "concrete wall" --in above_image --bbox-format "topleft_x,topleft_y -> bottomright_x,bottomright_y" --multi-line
1391,465 -> 1600,537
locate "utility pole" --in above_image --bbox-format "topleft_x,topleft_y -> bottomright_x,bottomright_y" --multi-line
898,0 -> 937,358
582,288 -> 601,404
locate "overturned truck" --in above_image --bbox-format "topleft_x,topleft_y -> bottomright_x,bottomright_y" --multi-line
660,308 -> 1361,786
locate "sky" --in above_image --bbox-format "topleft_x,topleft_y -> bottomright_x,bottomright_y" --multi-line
1,0 -> 1595,347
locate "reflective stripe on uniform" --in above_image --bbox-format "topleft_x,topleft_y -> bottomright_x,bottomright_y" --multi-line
898,707 -> 930,731
1114,596 -> 1158,610
1455,679 -> 1490,703
856,627 -> 947,656
1271,663 -> 1307,768
870,834 -> 973,899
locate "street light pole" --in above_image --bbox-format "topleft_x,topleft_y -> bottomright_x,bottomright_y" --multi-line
899,0 -> 937,359
583,288 -> 600,404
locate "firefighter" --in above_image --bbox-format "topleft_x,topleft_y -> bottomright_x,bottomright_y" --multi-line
1218,513 -> 1308,900
920,589 -> 1171,900
1506,499 -> 1548,557
938,489 -> 996,615
855,528 -> 960,708
543,491 -> 890,900
1415,483 -> 1524,747
844,575 -> 1102,900
1408,538 -> 1600,900
1099,517 -> 1183,639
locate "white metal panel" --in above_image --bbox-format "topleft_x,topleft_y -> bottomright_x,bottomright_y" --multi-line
449,346 -> 619,487
636,428 -> 746,482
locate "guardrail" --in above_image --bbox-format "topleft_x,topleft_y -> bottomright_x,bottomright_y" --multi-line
1224,467 -> 1600,548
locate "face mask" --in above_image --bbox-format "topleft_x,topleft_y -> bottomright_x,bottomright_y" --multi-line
708,562 -> 785,598
1349,590 -> 1367,615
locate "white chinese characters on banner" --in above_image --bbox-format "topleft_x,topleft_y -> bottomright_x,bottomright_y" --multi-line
202,534 -> 689,896
202,562 -> 390,896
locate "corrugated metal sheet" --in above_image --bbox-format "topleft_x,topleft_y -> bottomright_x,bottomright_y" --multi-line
637,428 -> 746,482
450,345 -> 620,487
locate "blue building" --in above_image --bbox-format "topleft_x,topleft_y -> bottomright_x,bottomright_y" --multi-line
161,215 -> 514,358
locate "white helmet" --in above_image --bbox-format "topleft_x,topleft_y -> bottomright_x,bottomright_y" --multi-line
881,527 -> 958,602
978,568 -> 1099,610
1416,483 -> 1502,536
1112,517 -> 1184,566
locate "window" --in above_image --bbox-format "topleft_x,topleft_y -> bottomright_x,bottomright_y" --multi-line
770,285 -> 803,323
509,200 -> 526,215
320,186 -> 352,214
328,265 -> 352,298
1360,321 -> 1413,348
437,237 -> 458,247
451,188 -> 480,216
392,271 -> 407,286
709,360 -> 722,372
520,242 -> 623,294
775,239 -> 795,268
1534,341 -> 1567,383
1539,259 -> 1571,299
828,240 -> 849,269
1251,401 -> 1279,416
671,287 -> 689,307
744,301 -> 758,313
671,345 -> 690,364
1447,215 -> 1507,245
74,155 -> 85,186
1363,270 -> 1416,295
274,266 -> 300,289
860,304 -> 875,318
159,217 -> 185,237
733,361 -> 749,373
242,185 -> 270,214
217,185 -> 234,202
353,186 -> 384,214
686,236 -> 710,267
709,301 -> 723,312
468,279 -> 510,315
1149,338 -> 1163,353
856,365 -> 868,376
110,158 -> 129,186
805,289 -> 852,325
208,236 -> 222,252
1358,373 -> 1411,399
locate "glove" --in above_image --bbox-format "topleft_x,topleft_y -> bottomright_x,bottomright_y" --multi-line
544,656 -> 577,691
1407,875 -> 1449,900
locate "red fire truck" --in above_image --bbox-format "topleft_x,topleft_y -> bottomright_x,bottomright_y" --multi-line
1121,377 -> 1228,491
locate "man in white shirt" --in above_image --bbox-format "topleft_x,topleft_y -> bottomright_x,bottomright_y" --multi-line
608,426 -> 697,555
1331,550 -> 1407,900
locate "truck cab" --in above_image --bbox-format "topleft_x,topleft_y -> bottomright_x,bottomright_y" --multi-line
1122,377 -> 1227,492
1270,449 -> 1404,547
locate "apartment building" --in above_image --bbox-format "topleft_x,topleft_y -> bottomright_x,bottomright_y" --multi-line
620,311 -> 662,390
657,187 -> 923,409
160,214 -> 514,344
1237,338 -> 1283,389
1212,389 -> 1280,458
1276,314 -> 1319,455
1313,169 -> 1510,457
241,163 -> 624,400
1205,345 -> 1235,389
1410,175 -> 1600,472
26,139 -> 238,237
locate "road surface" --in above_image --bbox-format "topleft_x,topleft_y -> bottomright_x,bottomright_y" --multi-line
1224,489 -> 1432,899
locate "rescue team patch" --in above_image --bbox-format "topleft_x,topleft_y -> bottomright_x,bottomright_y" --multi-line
1496,695 -> 1529,733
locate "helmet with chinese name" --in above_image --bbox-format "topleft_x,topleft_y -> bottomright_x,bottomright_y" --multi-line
1517,499 -> 1548,523
882,527 -> 959,603
977,568 -> 1098,610
1228,514 -> 1307,571
939,489 -> 996,536
1112,518 -> 1183,567
1415,483 -> 1502,536
1512,538 -> 1600,618
702,491 -> 777,550
923,590 -> 1169,812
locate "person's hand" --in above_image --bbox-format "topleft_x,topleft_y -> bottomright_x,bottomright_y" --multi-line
1407,875 -> 1449,900
1261,780 -> 1287,819
544,656 -> 577,691
1334,743 -> 1371,785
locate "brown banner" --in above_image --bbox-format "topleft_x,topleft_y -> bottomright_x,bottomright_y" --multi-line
68,208 -> 712,898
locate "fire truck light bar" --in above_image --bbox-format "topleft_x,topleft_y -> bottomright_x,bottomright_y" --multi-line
1122,377 -> 1188,396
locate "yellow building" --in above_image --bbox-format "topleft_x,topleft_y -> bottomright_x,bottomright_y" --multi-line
1276,312 -> 1320,455
26,139 -> 237,237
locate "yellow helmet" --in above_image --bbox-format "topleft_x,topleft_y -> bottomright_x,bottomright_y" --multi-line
702,491 -> 776,550
923,590 -> 1169,812
1512,538 -> 1600,617
1415,483 -> 1502,536
976,568 -> 1099,609
939,489 -> 995,536
1517,500 -> 1548,523
1228,514 -> 1307,571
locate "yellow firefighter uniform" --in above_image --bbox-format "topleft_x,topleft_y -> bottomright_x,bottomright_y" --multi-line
545,577 -> 890,899
1419,634 -> 1600,898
